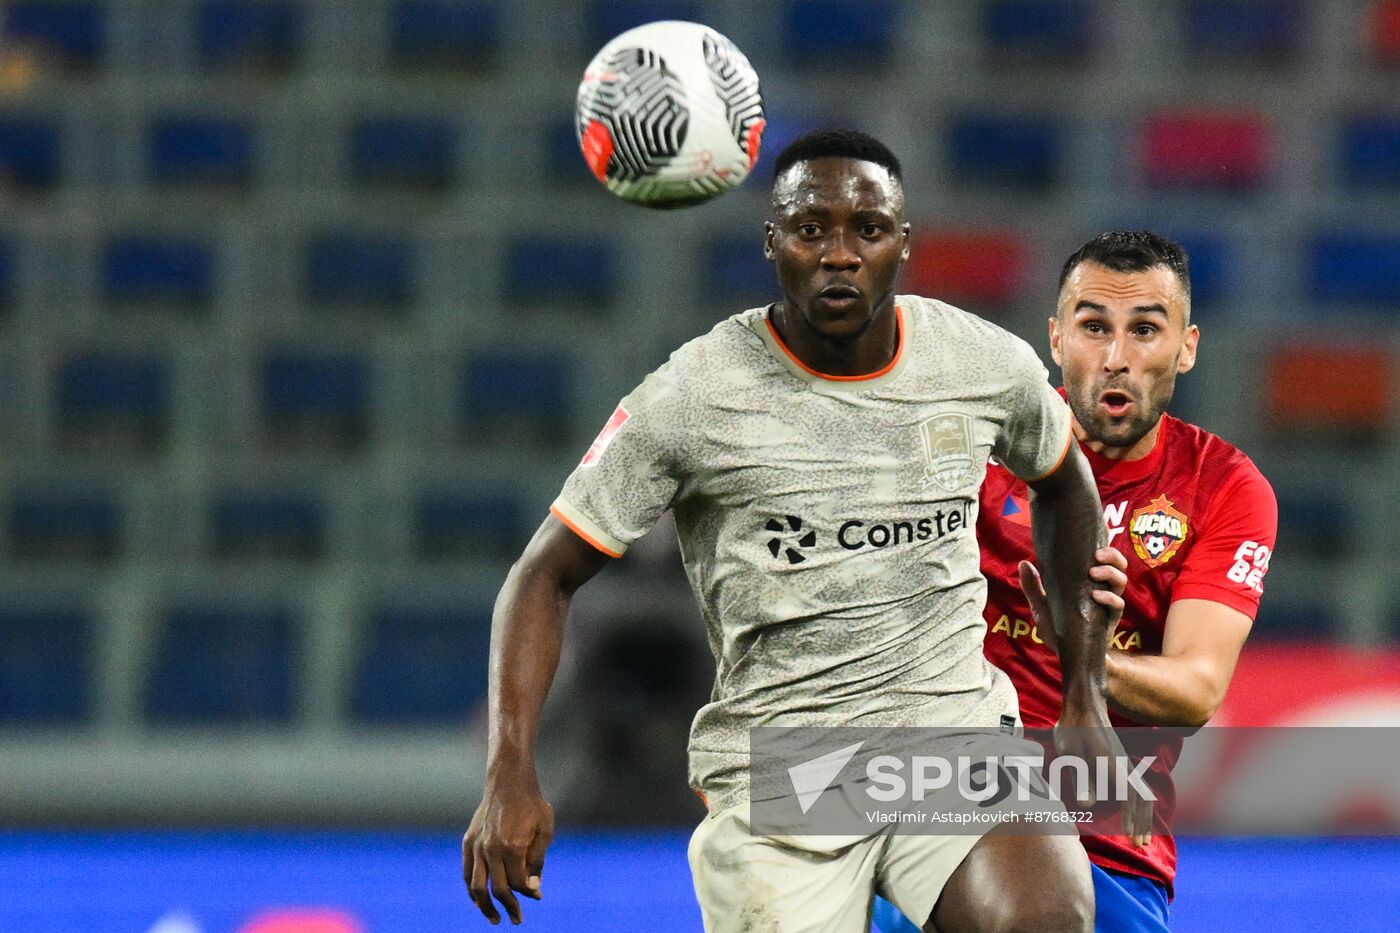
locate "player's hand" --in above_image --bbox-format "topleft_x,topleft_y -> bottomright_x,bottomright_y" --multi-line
463,770 -> 554,925
1017,546 -> 1127,655
1055,698 -> 1153,842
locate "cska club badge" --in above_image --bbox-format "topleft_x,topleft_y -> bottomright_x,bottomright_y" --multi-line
1129,495 -> 1189,568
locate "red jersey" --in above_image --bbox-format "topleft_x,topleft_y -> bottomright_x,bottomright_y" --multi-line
979,412 -> 1277,896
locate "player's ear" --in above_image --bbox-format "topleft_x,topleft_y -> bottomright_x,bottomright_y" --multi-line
764,221 -> 776,261
899,223 -> 911,262
1048,314 -> 1063,366
1177,324 -> 1200,374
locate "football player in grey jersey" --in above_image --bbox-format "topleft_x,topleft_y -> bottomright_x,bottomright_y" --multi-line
463,130 -> 1137,932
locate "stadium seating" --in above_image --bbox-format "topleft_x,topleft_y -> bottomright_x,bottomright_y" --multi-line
981,0 -> 1094,60
304,233 -> 416,311
585,0 -> 701,48
1370,0 -> 1400,64
8,485 -> 123,562
388,0 -> 501,70
1340,114 -> 1400,188
904,231 -> 1028,308
209,490 -> 327,561
1307,233 -> 1400,305
348,117 -> 458,190
196,0 -> 303,70
148,115 -> 255,188
947,113 -> 1062,189
460,348 -> 574,440
0,115 -> 62,190
349,605 -> 492,724
1264,342 -> 1396,431
1184,0 -> 1305,63
1140,110 -> 1274,189
259,351 -> 371,449
144,604 -> 298,723
504,235 -> 618,307
702,234 -> 772,305
0,240 -> 14,310
56,351 -> 171,452
782,0 -> 900,64
0,607 -> 93,724
2,1 -> 107,71
103,236 -> 217,310
414,490 -> 526,561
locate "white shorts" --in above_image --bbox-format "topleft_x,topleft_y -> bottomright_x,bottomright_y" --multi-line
688,797 -> 985,933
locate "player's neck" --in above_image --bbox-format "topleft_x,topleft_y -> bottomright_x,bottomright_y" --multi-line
1074,416 -> 1163,462
771,300 -> 899,377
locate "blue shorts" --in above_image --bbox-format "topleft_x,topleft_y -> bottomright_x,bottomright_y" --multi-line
869,864 -> 1169,932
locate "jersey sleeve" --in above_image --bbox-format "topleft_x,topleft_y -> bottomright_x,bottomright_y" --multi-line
991,337 -> 1074,482
551,364 -> 687,558
1170,461 -> 1278,619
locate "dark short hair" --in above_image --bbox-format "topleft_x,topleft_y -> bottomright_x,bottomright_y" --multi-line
1058,231 -> 1191,302
771,129 -> 902,183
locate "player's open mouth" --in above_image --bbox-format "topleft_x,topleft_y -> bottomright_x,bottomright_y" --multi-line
1099,390 -> 1135,418
816,285 -> 861,307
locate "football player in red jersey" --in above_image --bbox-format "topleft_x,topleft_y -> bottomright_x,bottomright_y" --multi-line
876,233 -> 1276,933
983,231 -> 1277,930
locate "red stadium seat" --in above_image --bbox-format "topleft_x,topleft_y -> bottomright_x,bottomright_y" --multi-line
1265,343 -> 1397,430
1372,0 -> 1400,64
1140,109 -> 1273,189
904,231 -> 1028,307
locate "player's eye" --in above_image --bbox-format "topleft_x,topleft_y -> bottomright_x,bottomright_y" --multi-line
860,224 -> 881,238
797,223 -> 821,237
1133,324 -> 1158,337
1083,321 -> 1106,334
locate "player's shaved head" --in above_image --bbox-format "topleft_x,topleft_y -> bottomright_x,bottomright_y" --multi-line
1058,231 -> 1191,325
770,129 -> 905,216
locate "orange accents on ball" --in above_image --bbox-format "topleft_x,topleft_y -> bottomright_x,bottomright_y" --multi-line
580,119 -> 614,181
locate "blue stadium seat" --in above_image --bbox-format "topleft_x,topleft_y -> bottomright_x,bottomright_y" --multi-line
2,1 -> 106,70
544,117 -> 593,187
414,490 -> 525,560
0,607 -> 93,724
145,605 -> 297,723
350,605 -> 491,724
348,116 -> 457,189
504,235 -> 617,306
1341,114 -> 1400,188
703,234 -> 772,304
783,0 -> 899,63
1184,0 -> 1304,62
1275,488 -> 1350,557
1169,232 -> 1230,310
585,0 -> 700,48
1256,602 -> 1337,640
196,0 -> 303,70
982,0 -> 1094,58
148,115 -> 254,187
0,115 -> 62,190
210,491 -> 326,560
103,235 -> 216,309
259,351 -> 370,446
1308,234 -> 1400,305
389,1 -> 501,69
56,352 -> 171,448
9,487 -> 122,561
461,349 -> 572,437
305,232 -> 415,310
947,113 -> 1062,188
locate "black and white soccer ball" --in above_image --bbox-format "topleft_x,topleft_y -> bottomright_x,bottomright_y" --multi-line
576,20 -> 765,209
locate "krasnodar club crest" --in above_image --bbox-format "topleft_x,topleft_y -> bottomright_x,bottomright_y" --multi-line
919,413 -> 975,492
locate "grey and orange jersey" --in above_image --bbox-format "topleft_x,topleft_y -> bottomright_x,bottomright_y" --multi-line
552,295 -> 1073,810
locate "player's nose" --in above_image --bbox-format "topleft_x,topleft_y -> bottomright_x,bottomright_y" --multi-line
1102,332 -> 1131,373
819,231 -> 861,270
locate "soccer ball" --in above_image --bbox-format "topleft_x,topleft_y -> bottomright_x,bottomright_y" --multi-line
576,20 -> 765,209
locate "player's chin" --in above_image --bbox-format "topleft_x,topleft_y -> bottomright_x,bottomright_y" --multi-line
808,305 -> 874,339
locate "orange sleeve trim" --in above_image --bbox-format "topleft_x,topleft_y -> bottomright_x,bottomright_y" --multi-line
1020,417 -> 1075,483
549,504 -> 623,558
764,305 -> 905,381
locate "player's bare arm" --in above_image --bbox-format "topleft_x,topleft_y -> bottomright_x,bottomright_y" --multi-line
1024,444 -> 1112,725
463,516 -> 610,925
1103,598 -> 1252,727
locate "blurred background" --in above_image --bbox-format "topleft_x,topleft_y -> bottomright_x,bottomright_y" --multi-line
1,0 -> 1399,930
